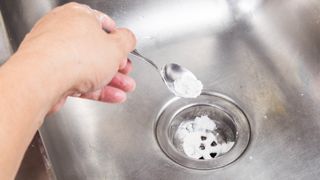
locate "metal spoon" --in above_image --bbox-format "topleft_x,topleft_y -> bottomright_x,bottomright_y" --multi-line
130,49 -> 203,98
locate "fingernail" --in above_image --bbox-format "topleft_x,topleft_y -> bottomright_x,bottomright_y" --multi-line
128,78 -> 136,92
115,91 -> 127,102
122,77 -> 136,92
99,13 -> 108,22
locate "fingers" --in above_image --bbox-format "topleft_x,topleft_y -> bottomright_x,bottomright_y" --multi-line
109,28 -> 136,68
100,86 -> 127,103
62,2 -> 93,14
78,85 -> 128,103
78,70 -> 135,103
64,3 -> 136,69
109,72 -> 136,92
119,59 -> 133,74
110,28 -> 137,53
93,10 -> 116,32
80,89 -> 101,101
57,2 -> 136,104
63,2 -> 116,32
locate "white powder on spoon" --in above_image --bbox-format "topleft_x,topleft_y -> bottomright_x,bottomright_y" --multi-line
173,73 -> 203,98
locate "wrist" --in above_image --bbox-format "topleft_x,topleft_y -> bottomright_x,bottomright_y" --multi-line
0,50 -> 69,118
0,50 -> 65,179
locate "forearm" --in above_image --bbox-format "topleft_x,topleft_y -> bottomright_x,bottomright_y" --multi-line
0,52 -> 61,179
0,3 -> 136,179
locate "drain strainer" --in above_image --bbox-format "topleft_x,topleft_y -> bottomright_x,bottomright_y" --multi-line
156,92 -> 250,170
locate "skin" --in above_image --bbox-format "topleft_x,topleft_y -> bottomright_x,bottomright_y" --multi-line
0,3 -> 136,179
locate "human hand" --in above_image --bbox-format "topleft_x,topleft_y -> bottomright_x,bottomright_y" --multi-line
0,3 -> 137,178
14,2 -> 136,113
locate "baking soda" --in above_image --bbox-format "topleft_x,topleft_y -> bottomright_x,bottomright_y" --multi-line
175,115 -> 234,160
173,73 -> 203,98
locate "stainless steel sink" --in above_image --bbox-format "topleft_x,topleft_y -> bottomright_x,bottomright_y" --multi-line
1,0 -> 320,179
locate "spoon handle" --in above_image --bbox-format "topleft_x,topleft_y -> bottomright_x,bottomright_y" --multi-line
130,50 -> 160,71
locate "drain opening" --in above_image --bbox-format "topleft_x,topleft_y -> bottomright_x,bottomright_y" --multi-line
210,153 -> 217,158
156,92 -> 251,170
211,141 -> 217,146
170,106 -> 236,161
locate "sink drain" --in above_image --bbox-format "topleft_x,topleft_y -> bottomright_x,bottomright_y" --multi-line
172,107 -> 235,160
156,92 -> 250,170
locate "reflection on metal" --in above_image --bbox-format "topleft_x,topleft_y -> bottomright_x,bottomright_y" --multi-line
1,0 -> 320,179
237,0 -> 263,14
0,0 -> 59,50
121,0 -> 232,46
0,12 -> 12,64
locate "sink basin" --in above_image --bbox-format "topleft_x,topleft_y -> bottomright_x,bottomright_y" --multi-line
1,0 -> 320,179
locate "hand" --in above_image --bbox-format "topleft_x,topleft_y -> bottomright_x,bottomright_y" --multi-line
0,3 -> 137,179
15,2 -> 136,112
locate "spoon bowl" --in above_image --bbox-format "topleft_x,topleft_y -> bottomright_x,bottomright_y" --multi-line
131,50 -> 203,98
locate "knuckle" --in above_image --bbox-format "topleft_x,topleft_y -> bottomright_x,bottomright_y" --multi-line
65,2 -> 81,8
123,28 -> 135,40
64,2 -> 92,12
116,28 -> 136,51
106,36 -> 126,63
112,35 -> 126,51
124,28 -> 136,50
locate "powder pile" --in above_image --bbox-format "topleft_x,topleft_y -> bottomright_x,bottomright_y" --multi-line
173,73 -> 203,98
175,115 -> 234,160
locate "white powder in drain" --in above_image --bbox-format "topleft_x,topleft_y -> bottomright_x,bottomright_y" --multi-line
175,115 -> 234,160
173,73 -> 203,98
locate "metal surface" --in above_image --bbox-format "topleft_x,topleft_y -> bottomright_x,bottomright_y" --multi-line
15,133 -> 55,180
1,0 -> 320,179
0,0 -> 61,50
0,11 -> 12,64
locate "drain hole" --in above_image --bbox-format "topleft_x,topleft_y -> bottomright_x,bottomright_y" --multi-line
211,141 -> 217,147
173,115 -> 235,159
171,106 -> 236,160
156,93 -> 251,169
199,144 -> 205,150
210,153 -> 217,158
